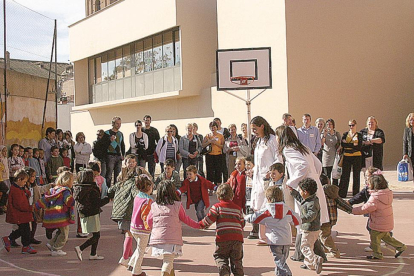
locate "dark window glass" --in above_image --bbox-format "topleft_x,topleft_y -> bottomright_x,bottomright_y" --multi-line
153,34 -> 163,70
107,50 -> 116,80
123,45 -> 132,77
144,38 -> 153,72
135,41 -> 144,74
101,53 -> 108,81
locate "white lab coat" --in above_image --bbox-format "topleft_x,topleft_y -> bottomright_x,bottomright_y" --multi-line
284,147 -> 329,224
251,134 -> 283,210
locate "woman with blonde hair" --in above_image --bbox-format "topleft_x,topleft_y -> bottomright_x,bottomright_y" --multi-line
74,132 -> 92,173
360,116 -> 385,170
403,113 -> 414,167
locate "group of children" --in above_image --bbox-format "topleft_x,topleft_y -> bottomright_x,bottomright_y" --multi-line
0,147 -> 408,276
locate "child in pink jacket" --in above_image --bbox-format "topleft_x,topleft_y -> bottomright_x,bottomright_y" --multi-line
352,174 -> 406,260
147,180 -> 200,276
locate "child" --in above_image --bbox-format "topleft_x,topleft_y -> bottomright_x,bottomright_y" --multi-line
225,157 -> 247,213
35,171 -> 75,256
61,148 -> 71,169
349,166 -> 380,252
107,154 -> 151,267
2,169 -> 37,254
245,156 -> 259,239
0,145 -> 10,189
147,180 -> 200,276
269,162 -> 284,187
199,183 -> 245,276
129,174 -> 154,276
19,145 -> 25,158
23,147 -> 31,166
24,167 -> 54,245
73,169 -> 110,261
154,159 -> 181,190
38,149 -> 47,185
352,174 -> 407,260
290,178 -> 323,274
178,165 -> 216,221
46,146 -> 64,183
89,161 -> 108,199
319,174 -> 352,258
29,148 -> 43,186
245,186 -> 301,276
0,146 -> 8,215
8,144 -> 25,181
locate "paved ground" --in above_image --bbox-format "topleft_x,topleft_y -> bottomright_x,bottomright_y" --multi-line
0,170 -> 413,276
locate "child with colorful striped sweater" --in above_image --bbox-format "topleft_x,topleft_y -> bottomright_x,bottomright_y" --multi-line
35,171 -> 75,256
199,183 -> 245,276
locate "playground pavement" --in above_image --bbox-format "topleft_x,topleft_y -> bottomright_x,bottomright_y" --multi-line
0,170 -> 413,276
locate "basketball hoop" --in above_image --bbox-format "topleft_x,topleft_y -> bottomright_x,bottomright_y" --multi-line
230,76 -> 255,86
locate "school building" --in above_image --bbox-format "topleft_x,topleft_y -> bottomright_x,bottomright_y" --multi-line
69,0 -> 414,169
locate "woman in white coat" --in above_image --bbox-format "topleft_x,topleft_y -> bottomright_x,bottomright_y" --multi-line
250,116 -> 282,243
275,125 -> 329,261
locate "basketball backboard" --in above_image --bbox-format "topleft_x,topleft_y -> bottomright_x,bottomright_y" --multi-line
216,47 -> 272,91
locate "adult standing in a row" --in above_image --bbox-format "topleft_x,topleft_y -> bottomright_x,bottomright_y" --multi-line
339,119 -> 362,198
203,121 -> 224,186
360,116 -> 385,170
129,120 -> 148,168
214,118 -> 230,183
105,116 -> 125,187
224,124 -> 249,179
156,125 -> 179,173
403,112 -> 414,167
179,123 -> 202,173
321,119 -> 341,185
297,114 -> 321,156
74,132 -> 92,172
38,127 -> 56,164
92,130 -> 110,177
192,123 -> 205,177
143,115 -> 160,179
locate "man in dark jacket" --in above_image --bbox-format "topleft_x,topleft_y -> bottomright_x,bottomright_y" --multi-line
92,130 -> 111,177
143,115 -> 160,179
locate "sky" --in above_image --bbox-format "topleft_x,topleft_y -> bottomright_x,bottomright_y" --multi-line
1,0 -> 85,63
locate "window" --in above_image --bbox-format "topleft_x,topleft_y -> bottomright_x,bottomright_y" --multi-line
95,57 -> 102,83
107,50 -> 116,80
174,30 -> 180,66
123,45 -> 132,77
163,31 -> 174,68
153,34 -> 163,70
95,0 -> 101,12
88,59 -> 95,85
135,41 -> 144,74
101,54 -> 108,81
115,48 -> 123,79
144,38 -> 153,72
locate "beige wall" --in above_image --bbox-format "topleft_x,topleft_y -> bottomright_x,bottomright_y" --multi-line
70,0 -> 177,62
214,0 -> 289,128
73,59 -> 89,105
285,1 -> 414,169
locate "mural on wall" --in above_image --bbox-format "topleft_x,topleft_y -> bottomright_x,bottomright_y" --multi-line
5,96 -> 56,147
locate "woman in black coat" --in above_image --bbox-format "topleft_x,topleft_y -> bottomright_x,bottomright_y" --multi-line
360,116 -> 385,170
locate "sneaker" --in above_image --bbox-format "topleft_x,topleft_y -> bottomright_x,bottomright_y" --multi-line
76,233 -> 88,238
46,243 -> 53,251
367,255 -> 381,260
119,257 -> 130,267
247,234 -> 259,239
315,256 -> 323,274
51,250 -> 67,256
22,246 -> 37,254
395,249 -> 405,258
2,236 -> 11,252
326,251 -> 341,258
10,240 -> 20,248
30,239 -> 42,245
74,246 -> 83,261
89,254 -> 104,260
364,246 -> 373,252
290,256 -> 304,262
256,240 -> 268,246
300,264 -> 308,270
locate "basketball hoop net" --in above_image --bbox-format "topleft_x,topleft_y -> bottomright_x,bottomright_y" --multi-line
230,76 -> 255,86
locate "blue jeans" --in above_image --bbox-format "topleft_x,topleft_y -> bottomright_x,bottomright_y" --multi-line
270,245 -> 291,276
195,200 -> 205,221
182,157 -> 197,174
106,155 -> 122,187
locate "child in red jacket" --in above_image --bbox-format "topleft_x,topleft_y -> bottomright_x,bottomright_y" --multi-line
225,157 -> 247,213
2,169 -> 37,254
178,165 -> 216,221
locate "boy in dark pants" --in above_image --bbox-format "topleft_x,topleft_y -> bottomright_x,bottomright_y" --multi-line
200,184 -> 245,276
245,186 -> 300,276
